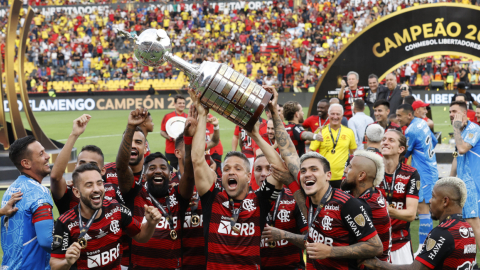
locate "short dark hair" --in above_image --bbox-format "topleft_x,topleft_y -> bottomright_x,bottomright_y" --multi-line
457,81 -> 466,89
283,101 -> 301,121
318,99 -> 329,104
450,101 -> 468,112
278,103 -> 283,108
72,163 -> 101,187
224,151 -> 251,171
403,96 -> 416,105
144,152 -> 170,172
455,93 -> 467,101
397,104 -> 414,114
373,99 -> 389,109
368,74 -> 378,81
122,126 -> 145,137
175,132 -> 185,150
299,152 -> 331,174
174,95 -> 186,103
80,145 -> 104,162
9,136 -> 37,170
354,99 -> 364,111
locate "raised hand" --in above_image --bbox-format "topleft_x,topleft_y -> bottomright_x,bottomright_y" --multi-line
128,108 -> 148,127
306,242 -> 331,260
0,191 -> 22,217
185,105 -> 199,137
271,163 -> 295,185
263,85 -> 278,113
246,121 -> 260,139
65,242 -> 82,266
261,224 -> 284,243
72,114 -> 91,137
187,88 -> 208,116
207,116 -> 219,127
144,205 -> 162,225
341,80 -> 347,89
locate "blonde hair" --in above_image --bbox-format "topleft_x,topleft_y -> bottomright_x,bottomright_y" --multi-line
353,150 -> 385,187
435,177 -> 467,208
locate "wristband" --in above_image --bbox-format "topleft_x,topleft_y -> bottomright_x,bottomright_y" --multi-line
184,136 -> 193,145
288,180 -> 301,194
213,125 -> 219,131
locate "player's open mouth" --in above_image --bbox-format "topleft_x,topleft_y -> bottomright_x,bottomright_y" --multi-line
130,150 -> 138,159
228,178 -> 238,189
153,176 -> 165,185
91,194 -> 101,204
305,180 -> 316,187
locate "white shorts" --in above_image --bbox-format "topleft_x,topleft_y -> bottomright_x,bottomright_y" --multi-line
390,242 -> 413,265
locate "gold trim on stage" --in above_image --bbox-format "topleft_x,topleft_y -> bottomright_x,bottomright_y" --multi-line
0,46 -> 9,149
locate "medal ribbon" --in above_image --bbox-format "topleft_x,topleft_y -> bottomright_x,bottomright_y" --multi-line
78,202 -> 99,240
383,163 -> 401,205
304,186 -> 332,242
190,193 -> 199,217
229,190 -> 251,229
268,189 -> 284,226
148,192 -> 175,231
328,125 -> 341,153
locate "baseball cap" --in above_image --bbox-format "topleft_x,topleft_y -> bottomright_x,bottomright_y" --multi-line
412,100 -> 430,110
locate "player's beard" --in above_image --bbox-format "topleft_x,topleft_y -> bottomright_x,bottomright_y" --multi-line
80,192 -> 103,211
340,178 -> 356,193
129,153 -> 143,166
147,174 -> 170,198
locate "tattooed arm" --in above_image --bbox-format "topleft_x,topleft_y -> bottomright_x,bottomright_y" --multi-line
261,225 -> 307,249
306,235 -> 383,260
300,131 -> 322,142
271,163 -> 308,218
178,106 -> 197,201
116,108 -> 148,195
452,113 -> 472,154
362,258 -> 429,270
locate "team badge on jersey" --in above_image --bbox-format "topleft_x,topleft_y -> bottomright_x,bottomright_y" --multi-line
426,238 -> 436,251
459,227 -> 470,238
354,214 -> 365,227
416,181 -> 421,190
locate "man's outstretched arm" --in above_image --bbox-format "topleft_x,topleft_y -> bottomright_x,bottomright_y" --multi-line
116,108 -> 148,195
178,105 -> 197,200
50,114 -> 91,200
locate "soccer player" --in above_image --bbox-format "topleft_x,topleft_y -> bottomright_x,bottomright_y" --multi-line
378,130 -> 420,264
342,150 -> 392,263
310,104 -> 357,188
396,103 -> 438,255
50,164 -> 162,270
283,100 -> 323,156
412,100 -> 434,130
339,71 -> 365,119
362,99 -> 402,146
253,119 -> 279,156
116,107 -> 196,270
161,94 -> 187,169
448,101 -> 480,251
249,123 -> 307,269
232,119 -> 265,169
189,89 -> 283,269
50,114 -> 124,215
303,99 -> 330,132
2,136 -> 54,270
266,88 -> 383,269
363,177 -> 477,270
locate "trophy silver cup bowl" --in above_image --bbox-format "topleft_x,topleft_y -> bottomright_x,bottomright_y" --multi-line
116,28 -> 272,132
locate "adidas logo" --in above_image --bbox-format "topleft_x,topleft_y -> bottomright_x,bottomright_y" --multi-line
222,201 -> 229,208
84,233 -> 92,240
471,210 -> 476,214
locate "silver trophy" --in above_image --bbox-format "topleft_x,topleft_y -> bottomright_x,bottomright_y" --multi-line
116,28 -> 272,132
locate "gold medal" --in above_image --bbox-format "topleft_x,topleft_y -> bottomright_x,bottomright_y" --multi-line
170,230 -> 178,240
268,241 -> 276,248
389,204 -> 395,208
331,149 -> 336,154
453,152 -> 458,158
232,226 -> 241,234
191,214 -> 200,226
78,237 -> 87,249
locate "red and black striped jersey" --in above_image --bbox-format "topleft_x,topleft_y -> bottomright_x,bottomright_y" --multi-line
358,188 -> 391,262
343,87 -> 365,119
285,123 -> 306,157
124,182 -> 189,269
260,188 -> 308,270
306,188 -> 378,270
234,125 -> 256,158
416,214 -> 476,270
103,162 -> 143,187
181,194 -> 206,270
200,180 -> 280,269
51,200 -> 141,269
54,183 -> 125,215
377,164 -> 420,251
362,121 -> 402,144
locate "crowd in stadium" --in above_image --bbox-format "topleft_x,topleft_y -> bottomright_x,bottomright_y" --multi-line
1,0 -> 480,92
2,69 -> 480,269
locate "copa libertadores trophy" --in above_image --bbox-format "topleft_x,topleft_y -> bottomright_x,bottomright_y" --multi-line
116,28 -> 272,132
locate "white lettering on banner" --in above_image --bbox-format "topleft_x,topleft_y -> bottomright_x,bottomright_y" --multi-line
218,220 -> 255,236
87,243 -> 120,268
3,98 -> 95,112
309,227 -> 334,246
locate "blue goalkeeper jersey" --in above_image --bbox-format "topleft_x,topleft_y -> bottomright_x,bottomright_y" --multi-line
1,175 -> 53,270
405,117 -> 439,186
456,121 -> 480,187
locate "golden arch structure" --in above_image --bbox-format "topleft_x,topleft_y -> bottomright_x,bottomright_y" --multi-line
309,3 -> 480,116
0,0 -> 57,150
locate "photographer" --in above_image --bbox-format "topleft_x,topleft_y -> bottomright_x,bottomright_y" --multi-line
378,73 -> 411,117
